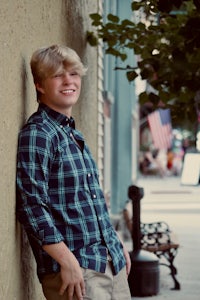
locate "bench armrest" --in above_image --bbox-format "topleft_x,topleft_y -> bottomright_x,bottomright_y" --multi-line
141,221 -> 178,248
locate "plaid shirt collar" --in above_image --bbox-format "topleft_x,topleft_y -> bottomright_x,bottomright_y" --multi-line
38,102 -> 75,129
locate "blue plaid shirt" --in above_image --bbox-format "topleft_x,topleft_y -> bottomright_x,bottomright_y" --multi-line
16,103 -> 125,281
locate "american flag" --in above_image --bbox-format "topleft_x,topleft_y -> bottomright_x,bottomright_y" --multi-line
147,108 -> 172,150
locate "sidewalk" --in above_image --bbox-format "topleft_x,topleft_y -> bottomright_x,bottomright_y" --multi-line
124,175 -> 200,300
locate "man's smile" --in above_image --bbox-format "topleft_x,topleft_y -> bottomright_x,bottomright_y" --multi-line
61,89 -> 76,95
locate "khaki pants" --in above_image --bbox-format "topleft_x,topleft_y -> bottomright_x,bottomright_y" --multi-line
42,262 -> 131,300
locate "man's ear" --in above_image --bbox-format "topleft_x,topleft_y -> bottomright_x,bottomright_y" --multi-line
35,82 -> 44,94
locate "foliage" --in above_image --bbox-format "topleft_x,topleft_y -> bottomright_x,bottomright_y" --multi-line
87,0 -> 200,130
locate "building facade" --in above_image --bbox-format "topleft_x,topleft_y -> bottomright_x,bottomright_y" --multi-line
103,0 -> 139,217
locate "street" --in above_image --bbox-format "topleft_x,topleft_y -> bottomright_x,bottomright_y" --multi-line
126,175 -> 200,300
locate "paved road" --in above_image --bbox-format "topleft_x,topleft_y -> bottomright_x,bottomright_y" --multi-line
126,175 -> 200,300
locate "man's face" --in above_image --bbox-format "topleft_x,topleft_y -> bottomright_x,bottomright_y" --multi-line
36,67 -> 82,116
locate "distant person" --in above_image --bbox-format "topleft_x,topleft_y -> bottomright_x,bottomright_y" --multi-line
167,148 -> 174,171
16,45 -> 131,300
172,146 -> 184,176
140,148 -> 166,177
155,149 -> 168,177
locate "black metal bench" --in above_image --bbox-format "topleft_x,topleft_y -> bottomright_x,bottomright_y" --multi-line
123,209 -> 181,290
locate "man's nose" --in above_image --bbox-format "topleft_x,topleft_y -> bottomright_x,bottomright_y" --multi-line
63,72 -> 72,83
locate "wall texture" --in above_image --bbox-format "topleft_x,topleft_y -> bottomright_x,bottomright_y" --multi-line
0,1 -> 99,299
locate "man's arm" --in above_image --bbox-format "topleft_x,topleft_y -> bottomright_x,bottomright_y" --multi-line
43,242 -> 85,300
17,125 -> 85,299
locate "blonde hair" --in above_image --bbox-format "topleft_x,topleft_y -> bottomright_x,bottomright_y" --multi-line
30,44 -> 87,84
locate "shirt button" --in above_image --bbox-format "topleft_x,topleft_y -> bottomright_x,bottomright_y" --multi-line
88,173 -> 91,177
60,125 -> 63,128
93,194 -> 96,199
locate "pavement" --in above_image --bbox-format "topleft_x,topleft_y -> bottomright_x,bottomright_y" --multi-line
123,175 -> 200,300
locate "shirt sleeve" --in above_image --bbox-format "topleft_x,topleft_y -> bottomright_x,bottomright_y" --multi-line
16,124 -> 64,246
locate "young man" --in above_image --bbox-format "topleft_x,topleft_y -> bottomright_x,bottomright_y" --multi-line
16,45 -> 131,300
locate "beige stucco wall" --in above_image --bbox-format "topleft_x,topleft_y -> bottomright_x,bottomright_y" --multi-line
0,1 -> 99,299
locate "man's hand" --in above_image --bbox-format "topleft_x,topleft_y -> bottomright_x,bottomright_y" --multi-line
116,232 -> 131,277
59,251 -> 85,299
43,242 -> 85,300
123,246 -> 131,277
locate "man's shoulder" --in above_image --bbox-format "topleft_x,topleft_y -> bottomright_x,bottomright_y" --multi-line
22,110 -> 51,131
19,110 -> 56,142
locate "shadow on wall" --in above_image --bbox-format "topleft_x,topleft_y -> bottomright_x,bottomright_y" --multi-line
15,221 -> 39,300
16,58 -> 40,300
64,0 -> 86,51
20,56 -> 28,127
21,229 -> 38,300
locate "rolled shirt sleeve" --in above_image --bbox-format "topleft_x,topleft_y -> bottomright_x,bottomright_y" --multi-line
16,124 -> 64,246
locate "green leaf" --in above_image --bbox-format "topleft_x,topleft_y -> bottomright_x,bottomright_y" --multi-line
105,35 -> 119,47
105,22 -> 119,30
106,47 -> 123,58
140,67 -> 154,80
107,14 -> 120,23
126,70 -> 138,81
86,31 -> 98,46
121,19 -> 135,27
131,2 -> 143,11
120,53 -> 128,61
148,92 -> 160,105
137,22 -> 146,30
89,13 -> 102,21
139,92 -> 150,105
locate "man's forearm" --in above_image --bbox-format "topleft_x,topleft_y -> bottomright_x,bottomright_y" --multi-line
42,241 -> 73,268
42,241 -> 85,299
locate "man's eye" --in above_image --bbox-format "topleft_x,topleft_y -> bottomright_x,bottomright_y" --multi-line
54,73 -> 62,77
